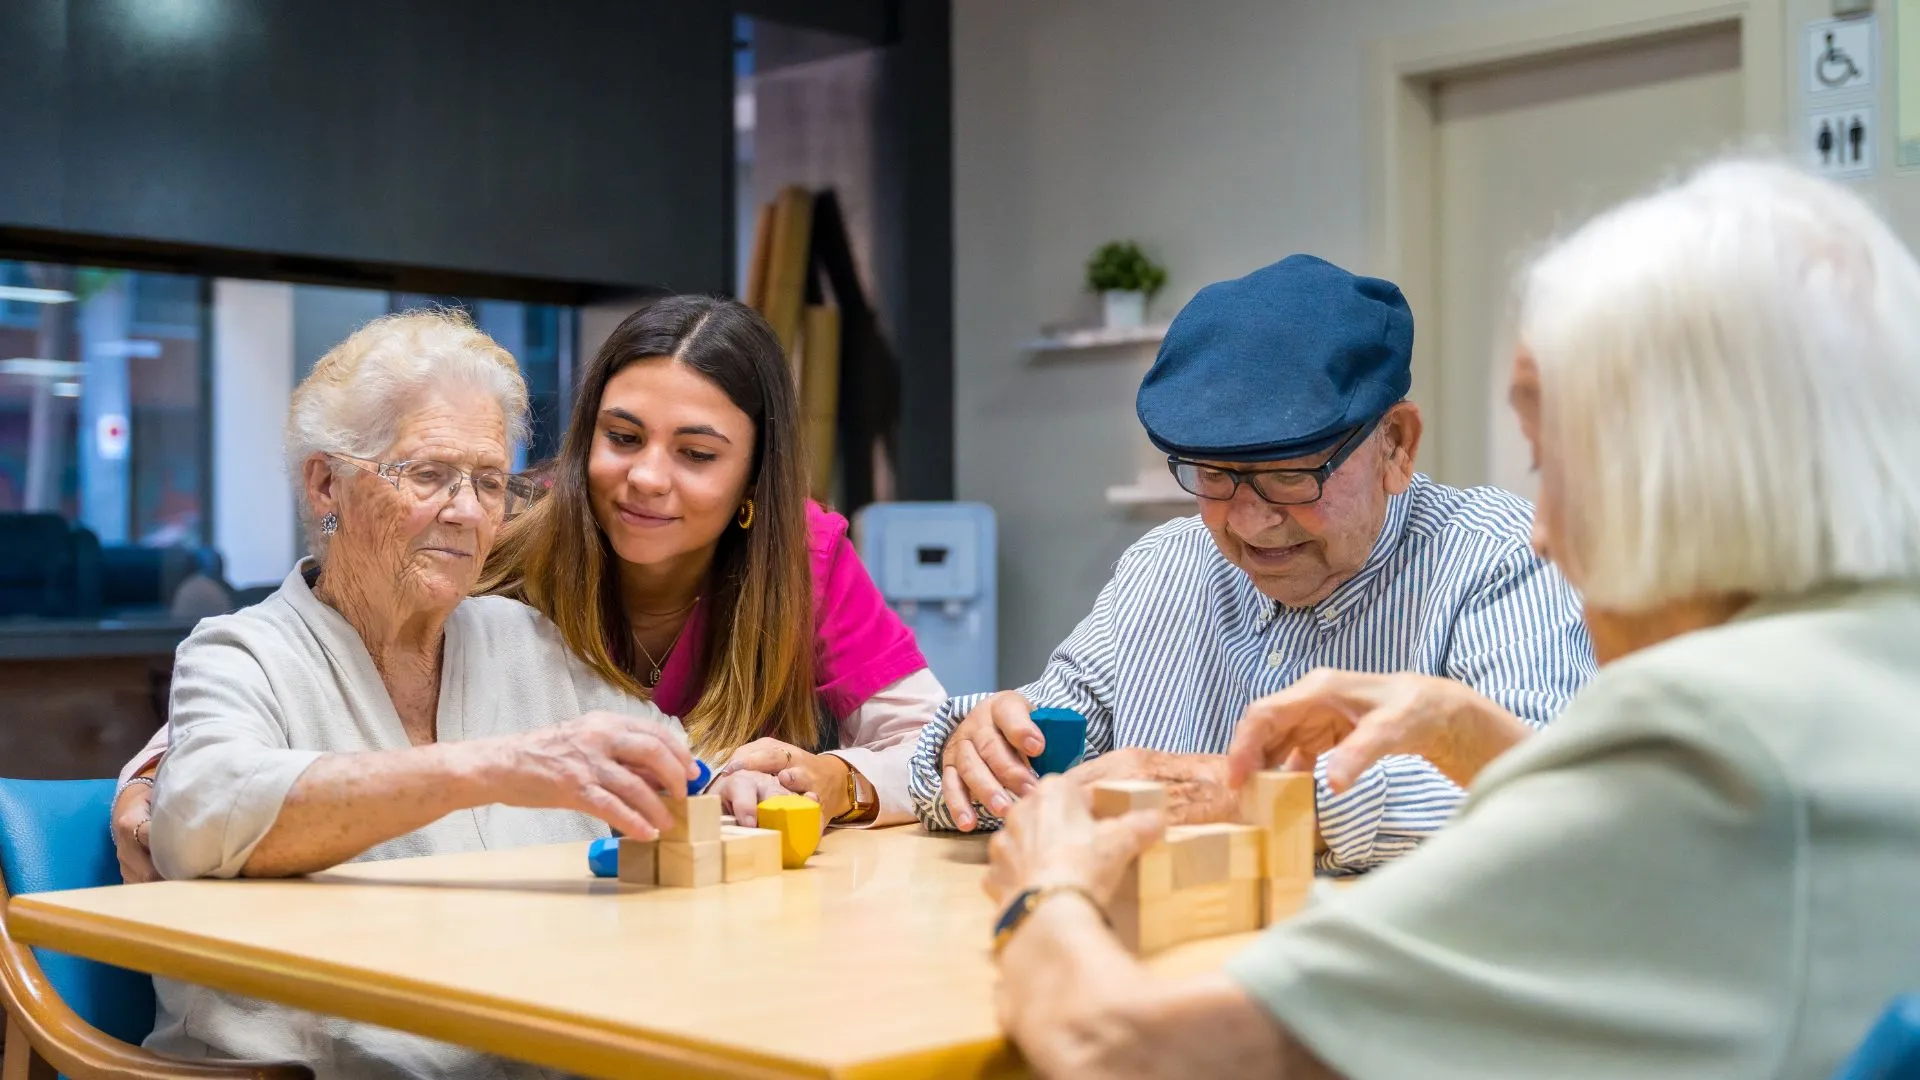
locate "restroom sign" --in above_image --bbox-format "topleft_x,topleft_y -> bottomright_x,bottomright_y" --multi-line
1807,17 -> 1875,95
1809,104 -> 1876,179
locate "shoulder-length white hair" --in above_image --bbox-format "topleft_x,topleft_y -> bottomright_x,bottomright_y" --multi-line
1516,157 -> 1920,610
285,308 -> 529,554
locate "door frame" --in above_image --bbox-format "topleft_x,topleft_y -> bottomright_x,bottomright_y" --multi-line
1365,0 -> 1788,484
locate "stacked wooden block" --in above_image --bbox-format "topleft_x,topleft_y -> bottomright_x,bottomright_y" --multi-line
616,795 -> 783,888
1092,771 -> 1315,954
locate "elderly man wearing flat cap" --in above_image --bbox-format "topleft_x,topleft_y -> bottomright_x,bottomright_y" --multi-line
908,254 -> 1595,872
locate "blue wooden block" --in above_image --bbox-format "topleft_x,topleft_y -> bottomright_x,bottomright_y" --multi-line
587,758 -> 711,877
587,836 -> 620,878
1028,708 -> 1088,775
1834,995 -> 1920,1079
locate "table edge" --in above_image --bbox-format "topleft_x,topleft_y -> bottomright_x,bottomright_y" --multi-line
8,895 -> 1024,1080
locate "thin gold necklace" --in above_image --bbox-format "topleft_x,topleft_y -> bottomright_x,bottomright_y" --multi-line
633,600 -> 698,688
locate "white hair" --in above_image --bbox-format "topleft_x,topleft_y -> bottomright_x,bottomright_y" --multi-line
1516,157 -> 1920,610
284,308 -> 529,549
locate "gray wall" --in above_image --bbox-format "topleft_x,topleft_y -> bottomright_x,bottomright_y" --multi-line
0,0 -> 734,293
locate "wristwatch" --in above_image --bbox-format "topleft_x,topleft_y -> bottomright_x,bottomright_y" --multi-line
834,763 -> 879,824
991,884 -> 1108,957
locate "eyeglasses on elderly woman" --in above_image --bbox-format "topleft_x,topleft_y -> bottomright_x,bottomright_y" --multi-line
326,452 -> 538,519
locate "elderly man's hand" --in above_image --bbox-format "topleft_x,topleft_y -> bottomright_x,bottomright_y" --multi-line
940,691 -> 1044,831
111,780 -> 160,884
1226,668 -> 1532,793
984,775 -> 1166,907
1063,748 -> 1240,824
480,711 -> 699,840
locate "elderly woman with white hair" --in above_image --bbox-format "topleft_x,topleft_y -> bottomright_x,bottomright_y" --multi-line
140,310 -> 697,1079
982,158 -> 1920,1080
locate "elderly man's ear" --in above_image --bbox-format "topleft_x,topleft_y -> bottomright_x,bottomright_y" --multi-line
1380,402 -> 1423,495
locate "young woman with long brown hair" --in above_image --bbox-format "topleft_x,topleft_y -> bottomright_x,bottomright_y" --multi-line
110,298 -> 941,883
478,295 -> 941,827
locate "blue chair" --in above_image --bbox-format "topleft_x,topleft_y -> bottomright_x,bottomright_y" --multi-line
0,778 -> 310,1079
1835,996 -> 1920,1079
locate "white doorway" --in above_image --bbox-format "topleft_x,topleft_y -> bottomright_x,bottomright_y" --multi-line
1369,1 -> 1786,497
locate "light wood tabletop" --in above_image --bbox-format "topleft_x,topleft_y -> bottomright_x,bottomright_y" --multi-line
5,826 -> 1262,1080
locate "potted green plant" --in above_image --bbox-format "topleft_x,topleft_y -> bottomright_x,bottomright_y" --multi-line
1085,241 -> 1168,331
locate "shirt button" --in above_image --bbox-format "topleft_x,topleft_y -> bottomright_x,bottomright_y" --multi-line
1267,652 -> 1285,668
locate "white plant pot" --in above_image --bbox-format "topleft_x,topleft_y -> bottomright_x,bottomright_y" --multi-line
1102,290 -> 1147,331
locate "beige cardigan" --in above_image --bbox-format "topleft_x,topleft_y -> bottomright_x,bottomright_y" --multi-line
147,562 -> 676,1080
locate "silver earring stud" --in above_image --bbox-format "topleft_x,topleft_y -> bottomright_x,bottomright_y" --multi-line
320,512 -> 338,536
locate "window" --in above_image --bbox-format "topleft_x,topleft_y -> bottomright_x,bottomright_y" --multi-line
0,260 -> 210,547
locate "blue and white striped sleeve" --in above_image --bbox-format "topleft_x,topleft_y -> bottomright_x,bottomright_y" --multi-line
907,548 -> 1138,832
1314,546 -> 1595,873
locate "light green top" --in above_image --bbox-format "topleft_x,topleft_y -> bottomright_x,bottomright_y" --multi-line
1229,582 -> 1920,1080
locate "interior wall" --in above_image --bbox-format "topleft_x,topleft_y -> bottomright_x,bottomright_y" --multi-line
952,0 -> 1814,681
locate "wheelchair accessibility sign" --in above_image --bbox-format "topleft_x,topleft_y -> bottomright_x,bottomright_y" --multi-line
1807,17 -> 1874,96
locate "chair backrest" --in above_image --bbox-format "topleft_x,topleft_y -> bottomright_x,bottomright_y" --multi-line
1834,994 -> 1920,1079
0,778 -> 156,1047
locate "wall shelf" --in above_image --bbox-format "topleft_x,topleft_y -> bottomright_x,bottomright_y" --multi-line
1024,323 -> 1168,355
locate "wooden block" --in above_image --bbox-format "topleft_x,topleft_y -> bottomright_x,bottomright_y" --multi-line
615,837 -> 657,886
1166,823 -> 1263,885
1116,842 -> 1174,903
1166,826 -> 1231,890
658,840 -> 722,888
1176,880 -> 1263,943
720,825 -> 783,882
720,814 -> 737,828
1090,780 -> 1167,819
1240,770 -> 1314,884
756,794 -> 822,869
1113,880 -> 1263,954
664,794 -> 722,844
1110,893 -> 1180,955
1261,876 -> 1312,926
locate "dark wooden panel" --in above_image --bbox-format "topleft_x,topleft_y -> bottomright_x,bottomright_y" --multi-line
2,0 -> 732,293
0,656 -> 169,781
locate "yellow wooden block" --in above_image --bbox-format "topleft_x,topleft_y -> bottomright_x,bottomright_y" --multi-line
756,795 -> 822,869
663,793 -> 723,844
658,840 -> 722,888
1090,780 -> 1167,819
720,825 -> 783,882
616,838 -> 657,886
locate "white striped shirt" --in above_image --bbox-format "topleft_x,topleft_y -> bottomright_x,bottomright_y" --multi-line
907,475 -> 1596,873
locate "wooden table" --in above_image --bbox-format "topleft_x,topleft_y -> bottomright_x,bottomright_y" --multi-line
6,826 -> 1260,1079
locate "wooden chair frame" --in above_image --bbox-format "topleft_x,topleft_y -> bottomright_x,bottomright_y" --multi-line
0,870 -> 310,1080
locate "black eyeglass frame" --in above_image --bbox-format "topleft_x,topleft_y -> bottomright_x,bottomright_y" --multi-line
1165,415 -> 1384,506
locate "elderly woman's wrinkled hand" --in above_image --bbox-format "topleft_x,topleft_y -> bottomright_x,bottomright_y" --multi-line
983,776 -> 1166,908
111,781 -> 160,884
477,711 -> 699,840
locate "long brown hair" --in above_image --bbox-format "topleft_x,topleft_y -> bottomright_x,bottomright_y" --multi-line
480,296 -> 816,758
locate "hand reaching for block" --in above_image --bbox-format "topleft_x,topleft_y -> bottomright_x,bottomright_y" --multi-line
980,776 -> 1168,912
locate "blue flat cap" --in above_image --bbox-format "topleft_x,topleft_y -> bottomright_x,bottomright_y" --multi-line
1137,254 -> 1413,462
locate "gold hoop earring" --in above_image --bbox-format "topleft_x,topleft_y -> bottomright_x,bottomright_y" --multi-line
736,499 -> 755,530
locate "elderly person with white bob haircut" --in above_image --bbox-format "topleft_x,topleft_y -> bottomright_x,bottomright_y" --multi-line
981,157 -> 1920,1080
140,310 -> 698,1080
